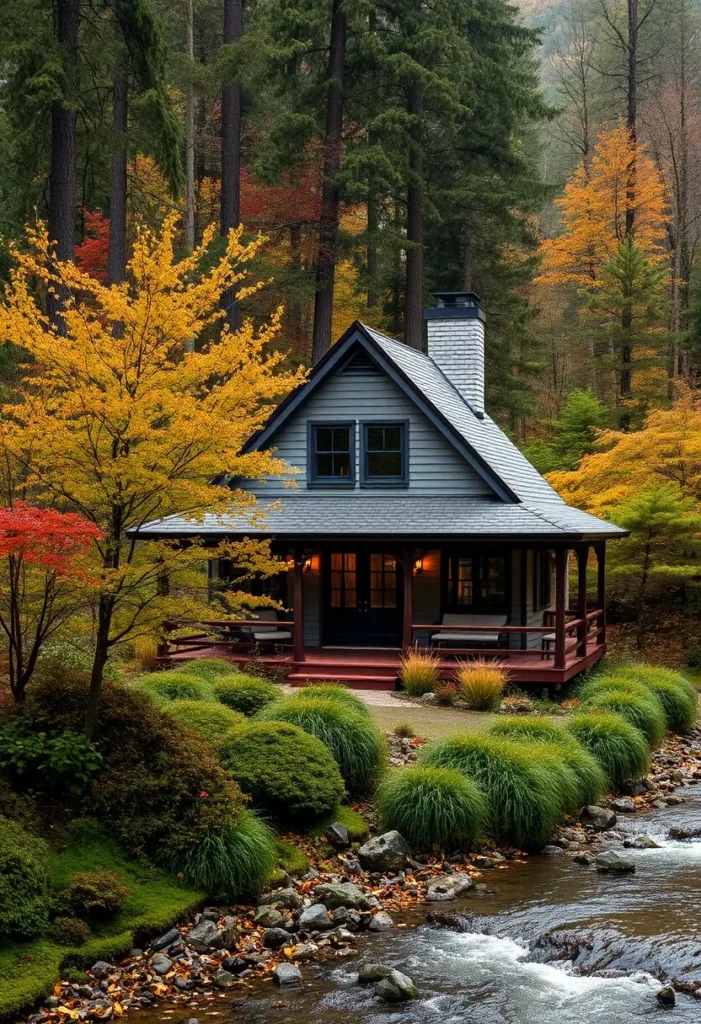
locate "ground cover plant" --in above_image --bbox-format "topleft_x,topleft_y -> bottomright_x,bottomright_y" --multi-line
611,665 -> 698,733
299,683 -> 372,717
136,672 -> 213,703
566,710 -> 650,787
399,650 -> 441,696
456,659 -> 507,710
163,700 -> 247,742
307,803 -> 369,842
376,765 -> 486,850
0,817 -> 50,939
212,675 -> 279,716
219,721 -> 346,824
583,686 -> 666,748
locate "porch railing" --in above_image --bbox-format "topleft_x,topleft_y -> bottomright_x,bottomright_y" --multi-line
158,618 -> 297,659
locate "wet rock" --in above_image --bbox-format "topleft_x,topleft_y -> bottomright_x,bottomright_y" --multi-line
273,964 -> 302,986
253,906 -> 285,929
149,954 -> 172,976
222,956 -> 248,974
581,806 -> 617,831
541,845 -> 565,857
212,970 -> 235,989
596,850 -> 636,873
572,852 -> 596,866
187,918 -> 224,951
258,887 -> 303,910
610,797 -> 636,813
89,963 -> 114,980
665,795 -> 684,806
298,904 -> 333,932
471,855 -> 494,869
631,835 -> 661,849
202,907 -> 221,921
426,874 -> 474,902
656,986 -> 675,1006
326,823 -> 350,847
218,915 -> 238,948
341,855 -> 363,875
262,927 -> 290,950
358,831 -> 410,872
150,927 -> 180,952
288,942 -> 317,961
313,882 -> 371,910
358,964 -> 394,983
369,911 -> 394,931
669,825 -> 701,840
375,969 -> 418,1002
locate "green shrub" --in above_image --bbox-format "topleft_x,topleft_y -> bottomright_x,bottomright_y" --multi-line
393,722 -> 416,738
163,701 -> 247,743
0,773 -> 37,829
34,639 -> 119,686
174,658 -> 245,680
0,720 -> 103,796
276,840 -> 310,877
583,687 -> 666,748
566,711 -> 650,787
67,872 -> 132,918
685,648 -> 701,669
256,696 -> 387,795
161,808 -> 277,899
307,803 -> 369,841
578,674 -> 652,703
219,721 -> 345,822
0,817 -> 50,938
376,765 -> 486,850
489,716 -> 566,744
212,675 -> 279,716
298,684 -> 371,717
456,659 -> 507,710
399,650 -> 440,696
611,665 -> 698,733
135,672 -> 213,703
419,734 -> 563,851
52,916 -> 91,946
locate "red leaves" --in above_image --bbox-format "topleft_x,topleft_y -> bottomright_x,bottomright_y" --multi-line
75,211 -> 110,282
0,503 -> 102,575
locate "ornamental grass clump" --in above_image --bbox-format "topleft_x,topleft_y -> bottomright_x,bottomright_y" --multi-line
256,695 -> 386,795
419,734 -> 564,851
164,701 -> 247,743
211,675 -> 278,716
376,765 -> 487,851
583,687 -> 666,748
174,658 -> 249,680
299,683 -> 371,717
490,716 -> 566,745
456,659 -> 507,711
611,665 -> 698,733
136,672 -> 212,703
219,721 -> 345,823
566,711 -> 650,787
399,649 -> 441,696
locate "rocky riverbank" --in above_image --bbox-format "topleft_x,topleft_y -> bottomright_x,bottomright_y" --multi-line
30,724 -> 701,1024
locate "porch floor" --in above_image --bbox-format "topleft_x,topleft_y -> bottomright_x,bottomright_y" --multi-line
165,642 -> 605,689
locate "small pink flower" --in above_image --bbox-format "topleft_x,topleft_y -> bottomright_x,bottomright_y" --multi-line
199,790 -> 209,799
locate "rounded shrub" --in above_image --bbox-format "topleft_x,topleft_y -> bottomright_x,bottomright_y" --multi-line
578,674 -> 652,703
566,711 -> 650,787
0,816 -> 50,938
456,659 -> 507,711
164,700 -> 247,743
298,683 -> 371,717
376,765 -> 486,850
67,871 -> 132,918
136,672 -> 212,703
611,665 -> 698,733
174,658 -> 247,680
257,696 -> 387,795
52,916 -> 91,946
419,734 -> 564,851
584,687 -> 666,748
212,675 -> 279,716
490,716 -> 567,745
219,721 -> 345,823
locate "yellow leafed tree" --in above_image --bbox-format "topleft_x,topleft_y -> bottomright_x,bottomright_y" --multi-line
0,216 -> 305,733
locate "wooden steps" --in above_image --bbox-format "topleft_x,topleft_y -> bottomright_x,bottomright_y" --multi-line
288,658 -> 398,690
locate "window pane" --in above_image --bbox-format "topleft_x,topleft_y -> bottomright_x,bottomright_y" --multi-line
384,555 -> 397,571
316,428 -> 334,452
316,453 -> 333,477
384,427 -> 401,450
367,427 -> 384,451
345,553 -> 356,570
384,592 -> 396,609
333,453 -> 350,477
345,589 -> 356,608
370,590 -> 383,608
368,452 -> 402,477
331,590 -> 341,607
331,428 -> 349,452
331,553 -> 342,570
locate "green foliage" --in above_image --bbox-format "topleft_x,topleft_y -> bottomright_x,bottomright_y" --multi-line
298,684 -> 371,718
34,640 -> 118,687
276,840 -> 310,877
136,671 -> 213,703
175,658 -> 248,680
419,734 -> 563,851
610,665 -> 698,733
583,687 -> 666,748
306,803 -> 369,842
66,872 -> 132,918
161,809 -> 277,900
0,817 -> 50,939
376,765 -> 487,851
489,716 -> 566,744
399,650 -> 441,696
0,720 -> 102,795
393,722 -> 416,738
164,701 -> 247,743
219,721 -> 344,823
686,648 -> 701,669
566,711 -> 650,787
456,659 -> 507,710
0,773 -> 37,829
256,696 -> 387,796
212,675 -> 279,716
52,917 -> 90,947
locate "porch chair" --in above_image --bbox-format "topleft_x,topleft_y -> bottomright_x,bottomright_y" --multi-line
430,613 -> 508,649
248,609 -> 293,647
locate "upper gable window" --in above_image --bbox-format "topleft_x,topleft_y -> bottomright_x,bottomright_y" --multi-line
361,423 -> 407,485
309,423 -> 355,485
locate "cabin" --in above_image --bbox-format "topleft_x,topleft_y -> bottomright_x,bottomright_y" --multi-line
140,292 -> 626,689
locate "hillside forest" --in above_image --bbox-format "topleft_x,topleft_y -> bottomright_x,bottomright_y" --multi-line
1,0 -> 701,654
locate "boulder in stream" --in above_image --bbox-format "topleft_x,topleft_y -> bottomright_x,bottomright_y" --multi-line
358,831 -> 410,871
426,874 -> 474,901
581,806 -> 617,831
595,850 -> 636,874
375,969 -> 418,1002
273,963 -> 302,986
656,986 -> 675,1006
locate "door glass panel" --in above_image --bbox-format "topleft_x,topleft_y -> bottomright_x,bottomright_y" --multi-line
369,552 -> 397,609
481,557 -> 505,610
329,553 -> 357,608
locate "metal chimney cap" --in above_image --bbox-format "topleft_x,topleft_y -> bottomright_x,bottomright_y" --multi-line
432,291 -> 483,308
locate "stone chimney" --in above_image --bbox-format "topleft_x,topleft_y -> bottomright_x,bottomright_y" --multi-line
424,291 -> 486,418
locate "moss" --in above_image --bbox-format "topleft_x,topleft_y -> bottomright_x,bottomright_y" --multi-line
276,840 -> 310,877
306,804 -> 369,842
162,700 -> 247,743
0,817 -> 50,939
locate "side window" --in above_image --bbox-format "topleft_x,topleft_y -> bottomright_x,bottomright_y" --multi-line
533,550 -> 552,611
361,423 -> 407,485
310,423 -> 354,485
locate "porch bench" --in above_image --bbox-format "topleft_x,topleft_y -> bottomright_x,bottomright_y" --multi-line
430,613 -> 508,649
245,610 -> 292,647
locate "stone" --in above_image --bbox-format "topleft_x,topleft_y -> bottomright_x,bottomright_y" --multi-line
425,874 -> 474,902
665,795 -> 684,806
471,855 -> 494,869
218,915 -> 238,948
358,831 -> 410,872
375,969 -> 418,1002
184,1018 -> 200,1024
596,850 -> 636,874
326,823 -> 350,847
289,942 -> 317,961
369,911 -> 394,931
262,928 -> 290,950
76,986 -> 95,999
212,970 -> 235,989
253,906 -> 285,929
669,825 -> 701,840
298,903 -> 333,932
273,963 -> 302,986
150,927 -> 180,952
358,964 -> 394,983
89,963 -> 114,980
572,852 -> 596,866
258,887 -> 302,910
222,957 -> 248,974
330,907 -> 362,931
202,907 -> 221,922
581,806 -> 617,831
186,918 -> 224,952
313,882 -> 371,910
632,835 -> 660,849
329,927 -> 355,946
656,986 -> 675,1006
541,845 -> 565,857
149,954 -> 172,976
341,855 -> 363,875
610,797 -> 636,813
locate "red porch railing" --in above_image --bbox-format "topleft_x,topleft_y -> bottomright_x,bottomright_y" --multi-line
159,618 -> 298,660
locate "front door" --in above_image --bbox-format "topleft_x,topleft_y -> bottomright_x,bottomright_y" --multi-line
323,551 -> 403,647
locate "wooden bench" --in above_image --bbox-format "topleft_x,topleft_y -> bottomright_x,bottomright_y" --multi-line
430,613 -> 508,649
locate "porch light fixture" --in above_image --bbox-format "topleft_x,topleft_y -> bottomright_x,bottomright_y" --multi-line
413,554 -> 424,575
303,553 -> 320,574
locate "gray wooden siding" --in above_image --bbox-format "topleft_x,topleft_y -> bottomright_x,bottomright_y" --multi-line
242,368 -> 494,497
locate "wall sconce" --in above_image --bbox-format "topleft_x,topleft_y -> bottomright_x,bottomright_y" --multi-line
303,553 -> 320,574
413,554 -> 424,576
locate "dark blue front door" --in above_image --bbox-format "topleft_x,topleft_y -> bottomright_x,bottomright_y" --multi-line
322,551 -> 402,647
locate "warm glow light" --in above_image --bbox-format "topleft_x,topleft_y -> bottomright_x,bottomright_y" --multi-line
413,555 -> 424,575
303,553 -> 320,574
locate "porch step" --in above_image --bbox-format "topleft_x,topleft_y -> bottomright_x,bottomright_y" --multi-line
287,672 -> 397,690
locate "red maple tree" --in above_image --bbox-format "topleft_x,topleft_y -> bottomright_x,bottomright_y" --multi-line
75,210 -> 110,282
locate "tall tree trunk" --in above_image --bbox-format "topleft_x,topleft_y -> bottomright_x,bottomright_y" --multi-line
47,0 -> 79,328
461,221 -> 472,291
288,222 -> 303,349
184,0 -> 196,253
108,72 -> 128,286
311,0 -> 347,363
367,189 -> 378,309
220,0 -> 243,332
677,0 -> 691,380
404,78 -> 423,350
625,0 -> 638,240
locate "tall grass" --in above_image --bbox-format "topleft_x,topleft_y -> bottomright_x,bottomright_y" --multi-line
256,695 -> 387,795
376,765 -> 487,850
399,649 -> 441,696
578,674 -> 652,703
583,687 -> 666,748
299,683 -> 371,717
173,658 -> 245,680
612,665 -> 698,733
419,734 -> 564,850
212,675 -> 278,716
163,700 -> 247,743
566,711 -> 650,787
136,672 -> 212,703
456,659 -> 507,711
489,716 -> 566,744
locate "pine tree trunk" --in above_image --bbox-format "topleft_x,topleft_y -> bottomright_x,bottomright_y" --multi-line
184,0 -> 196,253
367,193 -> 378,309
404,79 -> 423,351
311,0 -> 347,364
47,0 -> 79,328
625,0 -> 638,239
220,0 -> 243,332
108,72 -> 128,286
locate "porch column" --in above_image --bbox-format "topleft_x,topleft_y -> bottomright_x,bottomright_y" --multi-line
595,541 -> 607,646
554,547 -> 568,670
402,547 -> 414,650
293,549 -> 305,664
576,546 -> 588,657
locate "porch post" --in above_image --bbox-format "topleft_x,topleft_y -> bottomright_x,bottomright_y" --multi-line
402,547 -> 414,650
595,541 -> 607,646
293,549 -> 305,663
576,546 -> 588,657
554,547 -> 568,670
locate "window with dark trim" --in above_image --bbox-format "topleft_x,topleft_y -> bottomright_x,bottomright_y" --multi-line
361,422 -> 407,485
533,550 -> 552,611
309,423 -> 354,485
445,553 -> 507,613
